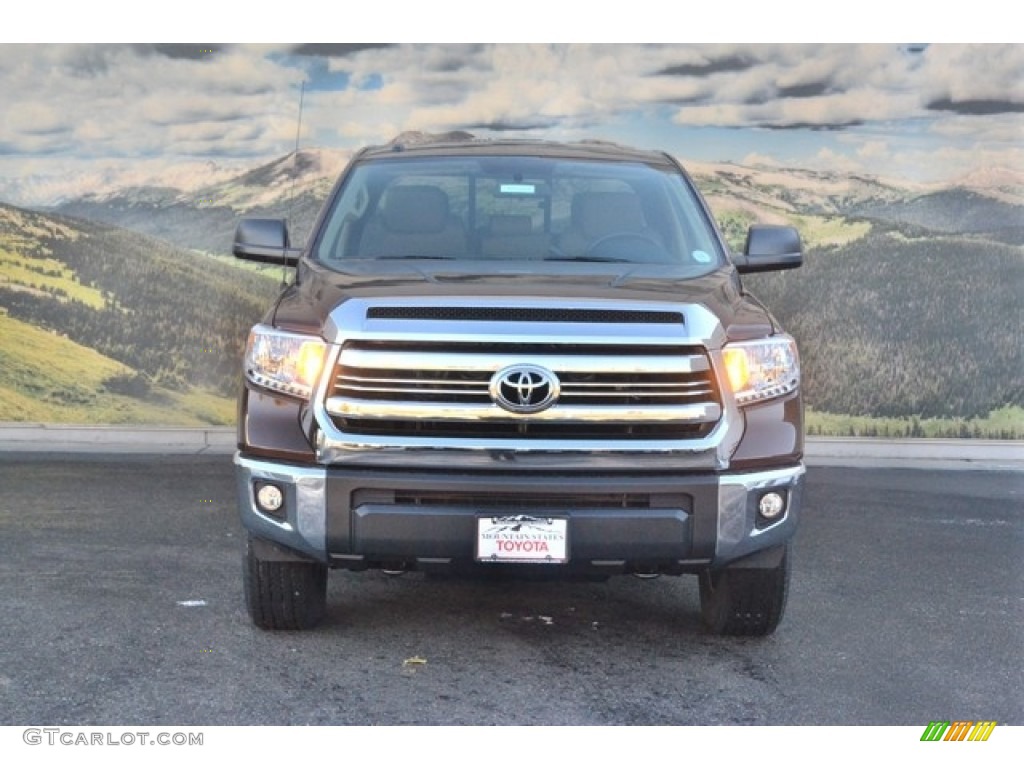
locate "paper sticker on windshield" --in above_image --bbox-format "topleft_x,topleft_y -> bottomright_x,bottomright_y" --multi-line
499,183 -> 536,195
693,250 -> 712,263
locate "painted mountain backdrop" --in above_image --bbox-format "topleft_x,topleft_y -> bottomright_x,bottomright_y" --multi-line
1,147 -> 1021,435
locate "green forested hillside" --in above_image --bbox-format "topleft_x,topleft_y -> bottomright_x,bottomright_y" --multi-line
849,189 -> 1024,244
745,225 -> 1023,420
0,204 -> 281,422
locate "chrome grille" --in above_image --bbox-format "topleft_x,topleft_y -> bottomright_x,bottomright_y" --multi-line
326,341 -> 721,440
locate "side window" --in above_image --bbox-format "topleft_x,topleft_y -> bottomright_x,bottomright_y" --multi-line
317,177 -> 369,261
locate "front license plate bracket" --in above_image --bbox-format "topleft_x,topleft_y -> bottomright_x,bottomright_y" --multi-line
476,515 -> 569,564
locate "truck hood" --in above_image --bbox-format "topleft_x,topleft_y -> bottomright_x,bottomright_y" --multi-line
270,260 -> 777,342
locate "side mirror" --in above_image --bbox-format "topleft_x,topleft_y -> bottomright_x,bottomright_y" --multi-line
233,218 -> 302,266
733,225 -> 803,274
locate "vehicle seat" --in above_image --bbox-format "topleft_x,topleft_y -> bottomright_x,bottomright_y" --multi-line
479,214 -> 550,258
359,185 -> 468,257
558,191 -> 657,256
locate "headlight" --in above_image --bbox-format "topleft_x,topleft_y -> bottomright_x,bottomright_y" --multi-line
244,324 -> 327,399
722,335 -> 799,405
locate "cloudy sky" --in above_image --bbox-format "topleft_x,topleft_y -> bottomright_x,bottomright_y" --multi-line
1,41 -> 1021,205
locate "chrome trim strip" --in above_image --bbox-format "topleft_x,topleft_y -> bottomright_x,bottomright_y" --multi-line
561,389 -> 714,398
565,380 -> 711,390
313,429 -> 729,469
234,453 -> 328,561
338,347 -> 710,374
716,464 -> 805,559
324,297 -> 729,348
325,397 -> 721,423
722,464 -> 807,491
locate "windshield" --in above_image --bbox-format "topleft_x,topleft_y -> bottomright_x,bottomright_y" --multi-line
312,154 -> 725,269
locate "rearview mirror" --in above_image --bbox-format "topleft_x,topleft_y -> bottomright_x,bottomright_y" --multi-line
233,218 -> 302,266
733,225 -> 803,274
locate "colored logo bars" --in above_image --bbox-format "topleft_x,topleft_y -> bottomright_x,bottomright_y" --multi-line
920,721 -> 997,742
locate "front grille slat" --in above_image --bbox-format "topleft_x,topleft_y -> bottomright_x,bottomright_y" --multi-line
562,379 -> 710,389
339,385 -> 489,397
560,389 -> 715,399
338,348 -> 709,374
337,375 -> 486,387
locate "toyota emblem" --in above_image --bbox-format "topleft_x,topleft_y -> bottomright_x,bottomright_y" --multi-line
489,365 -> 560,414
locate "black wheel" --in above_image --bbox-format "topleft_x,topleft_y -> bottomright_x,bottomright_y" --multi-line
699,545 -> 790,636
244,537 -> 327,630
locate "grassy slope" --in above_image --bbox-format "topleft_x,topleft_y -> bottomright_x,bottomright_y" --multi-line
806,406 -> 1024,440
0,312 -> 235,425
0,202 -> 280,423
0,246 -> 107,309
0,213 -> 108,309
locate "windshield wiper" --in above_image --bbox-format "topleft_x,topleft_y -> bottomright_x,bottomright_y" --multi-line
544,255 -> 632,263
373,254 -> 457,260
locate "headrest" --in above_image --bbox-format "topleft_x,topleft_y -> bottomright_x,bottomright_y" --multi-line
382,185 -> 450,234
572,192 -> 646,238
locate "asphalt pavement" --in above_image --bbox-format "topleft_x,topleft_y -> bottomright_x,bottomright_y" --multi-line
0,453 -> 1020,726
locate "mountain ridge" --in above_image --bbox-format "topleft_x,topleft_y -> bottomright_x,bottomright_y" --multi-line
40,148 -> 1024,256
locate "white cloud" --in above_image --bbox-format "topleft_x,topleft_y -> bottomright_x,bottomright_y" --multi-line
7,102 -> 69,135
809,147 -> 864,175
0,43 -> 1021,204
927,113 -> 1024,144
741,153 -> 783,168
921,45 -> 1024,105
856,141 -> 890,160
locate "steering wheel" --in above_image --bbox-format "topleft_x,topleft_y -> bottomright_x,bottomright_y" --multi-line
585,232 -> 666,260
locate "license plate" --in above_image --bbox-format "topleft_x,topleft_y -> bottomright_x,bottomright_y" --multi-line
476,515 -> 568,564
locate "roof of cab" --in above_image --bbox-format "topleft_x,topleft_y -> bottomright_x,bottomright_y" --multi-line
355,132 -> 677,167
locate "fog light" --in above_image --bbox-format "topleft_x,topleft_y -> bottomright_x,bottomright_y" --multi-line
256,483 -> 284,514
758,491 -> 786,520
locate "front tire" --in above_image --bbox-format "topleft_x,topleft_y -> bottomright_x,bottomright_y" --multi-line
244,537 -> 327,630
699,544 -> 790,636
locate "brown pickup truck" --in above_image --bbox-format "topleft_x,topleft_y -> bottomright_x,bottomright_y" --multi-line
233,136 -> 804,635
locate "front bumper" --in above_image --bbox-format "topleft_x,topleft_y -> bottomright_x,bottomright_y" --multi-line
235,453 -> 804,574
